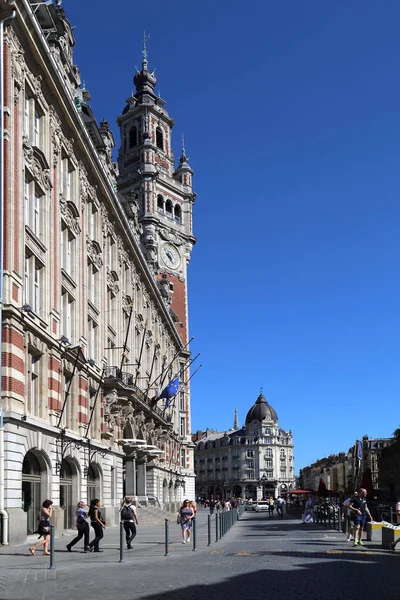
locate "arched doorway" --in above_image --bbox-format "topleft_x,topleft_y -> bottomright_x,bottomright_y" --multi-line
232,485 -> 242,498
60,459 -> 79,530
246,484 -> 257,500
87,463 -> 101,506
22,451 -> 45,535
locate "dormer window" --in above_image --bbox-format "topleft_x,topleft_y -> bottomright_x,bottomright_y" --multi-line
129,126 -> 137,149
156,127 -> 164,150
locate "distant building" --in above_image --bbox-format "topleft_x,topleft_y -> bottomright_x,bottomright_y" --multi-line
193,392 -> 295,500
299,434 -> 393,495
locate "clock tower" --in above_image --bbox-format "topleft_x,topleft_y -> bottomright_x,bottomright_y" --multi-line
117,42 -> 196,343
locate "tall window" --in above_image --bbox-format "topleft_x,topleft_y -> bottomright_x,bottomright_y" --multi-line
129,126 -> 137,148
61,291 -> 74,342
180,448 -> 185,468
179,391 -> 185,412
165,200 -> 172,216
265,448 -> 272,458
174,204 -> 182,223
61,226 -> 75,278
34,111 -> 40,147
248,471 -> 254,479
24,178 -> 43,239
24,89 -> 42,148
265,459 -> 273,469
25,254 -> 42,315
87,262 -> 99,307
27,352 -> 41,415
180,417 -> 186,437
88,317 -> 99,364
157,195 -> 164,213
156,127 -> 164,150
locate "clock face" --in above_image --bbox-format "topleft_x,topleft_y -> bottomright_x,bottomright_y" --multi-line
160,242 -> 181,270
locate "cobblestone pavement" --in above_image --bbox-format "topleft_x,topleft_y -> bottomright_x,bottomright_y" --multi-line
0,510 -> 399,600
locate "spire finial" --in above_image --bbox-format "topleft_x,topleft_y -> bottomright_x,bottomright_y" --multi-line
180,133 -> 189,164
142,31 -> 150,65
260,387 -> 263,395
182,133 -> 186,156
234,406 -> 239,430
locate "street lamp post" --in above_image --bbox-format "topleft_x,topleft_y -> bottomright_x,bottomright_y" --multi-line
260,474 -> 267,500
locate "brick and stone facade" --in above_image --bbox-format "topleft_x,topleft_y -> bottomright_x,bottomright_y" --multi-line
0,1 -> 195,545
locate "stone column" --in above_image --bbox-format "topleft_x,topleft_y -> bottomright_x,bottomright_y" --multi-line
125,452 -> 137,497
137,456 -> 148,503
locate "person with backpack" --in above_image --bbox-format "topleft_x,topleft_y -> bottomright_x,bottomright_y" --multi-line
120,496 -> 139,550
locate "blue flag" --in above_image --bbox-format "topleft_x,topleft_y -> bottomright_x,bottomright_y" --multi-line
159,377 -> 179,403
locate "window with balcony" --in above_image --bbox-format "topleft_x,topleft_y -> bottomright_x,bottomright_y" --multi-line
247,471 -> 254,479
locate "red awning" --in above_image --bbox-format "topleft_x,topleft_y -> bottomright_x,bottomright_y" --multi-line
281,489 -> 313,494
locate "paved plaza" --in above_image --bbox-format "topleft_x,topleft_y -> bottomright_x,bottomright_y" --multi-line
0,509 -> 399,600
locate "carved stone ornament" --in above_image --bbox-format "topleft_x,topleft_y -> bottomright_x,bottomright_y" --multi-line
145,329 -> 153,348
100,205 -> 115,239
158,227 -> 184,246
61,136 -> 74,157
117,238 -> 129,267
23,137 -> 52,190
86,235 -> 103,269
10,40 -> 25,102
135,313 -> 145,331
122,294 -> 133,313
106,267 -> 120,296
60,195 -> 81,235
79,162 -> 96,202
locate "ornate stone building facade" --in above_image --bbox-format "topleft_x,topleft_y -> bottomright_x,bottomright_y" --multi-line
0,1 -> 196,545
193,393 -> 295,501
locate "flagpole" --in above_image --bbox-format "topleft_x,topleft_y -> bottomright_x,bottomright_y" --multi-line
184,363 -> 203,386
119,300 -> 134,374
143,340 -> 158,404
57,347 -> 83,429
84,368 -> 105,438
134,320 -> 148,385
149,336 -> 194,391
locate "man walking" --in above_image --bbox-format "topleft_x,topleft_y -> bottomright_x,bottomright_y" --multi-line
276,496 -> 284,518
349,488 -> 373,547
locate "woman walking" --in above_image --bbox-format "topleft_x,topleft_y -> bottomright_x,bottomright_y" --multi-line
88,498 -> 105,552
178,499 -> 194,544
66,501 -> 91,553
29,499 -> 53,556
120,496 -> 139,550
268,496 -> 275,519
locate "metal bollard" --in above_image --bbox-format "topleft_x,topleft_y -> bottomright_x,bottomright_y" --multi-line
215,513 -> 219,542
119,521 -> 125,563
48,524 -> 55,571
192,517 -> 196,551
219,512 -> 223,538
164,519 -> 169,556
207,515 -> 211,546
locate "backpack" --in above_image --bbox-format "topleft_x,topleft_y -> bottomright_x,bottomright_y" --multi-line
121,505 -> 134,521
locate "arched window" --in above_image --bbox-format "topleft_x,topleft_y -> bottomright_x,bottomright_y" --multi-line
156,127 -> 164,150
165,200 -> 172,216
157,195 -> 164,213
280,449 -> 285,457
174,204 -> 182,223
129,126 -> 137,148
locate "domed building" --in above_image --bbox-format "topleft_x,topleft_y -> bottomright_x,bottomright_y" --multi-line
193,392 -> 295,501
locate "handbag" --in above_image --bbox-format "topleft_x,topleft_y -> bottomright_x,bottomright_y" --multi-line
176,512 -> 181,525
38,520 -> 50,535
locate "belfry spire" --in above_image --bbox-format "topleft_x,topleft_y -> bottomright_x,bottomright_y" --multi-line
234,407 -> 239,430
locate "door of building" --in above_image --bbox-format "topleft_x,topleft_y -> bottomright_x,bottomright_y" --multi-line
22,452 -> 42,535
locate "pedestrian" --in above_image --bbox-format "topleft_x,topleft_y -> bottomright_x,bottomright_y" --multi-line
120,496 -> 139,550
302,496 -> 314,523
88,498 -> 106,552
178,499 -> 194,544
29,499 -> 53,556
389,496 -> 400,551
342,493 -> 356,542
66,501 -> 91,553
224,499 -> 231,512
268,496 -> 275,518
349,488 -> 373,547
276,496 -> 284,518
209,498 -> 216,516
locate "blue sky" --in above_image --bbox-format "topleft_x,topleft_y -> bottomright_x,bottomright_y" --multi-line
65,0 -> 400,470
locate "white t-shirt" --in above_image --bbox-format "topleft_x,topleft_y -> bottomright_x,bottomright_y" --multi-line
396,501 -> 400,524
120,504 -> 137,522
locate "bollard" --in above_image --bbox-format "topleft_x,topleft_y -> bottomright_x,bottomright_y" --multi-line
119,521 -> 125,563
164,519 -> 169,556
192,516 -> 196,551
219,512 -> 223,538
215,513 -> 219,542
207,515 -> 211,546
48,524 -> 55,571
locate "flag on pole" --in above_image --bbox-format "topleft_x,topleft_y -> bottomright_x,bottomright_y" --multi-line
159,377 -> 179,402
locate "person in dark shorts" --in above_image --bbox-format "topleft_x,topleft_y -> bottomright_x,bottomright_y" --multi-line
349,488 -> 373,547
